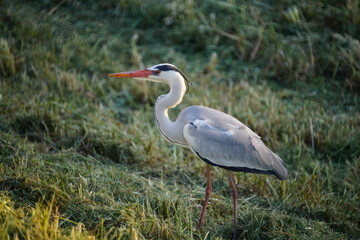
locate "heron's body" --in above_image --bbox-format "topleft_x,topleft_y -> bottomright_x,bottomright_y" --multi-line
109,63 -> 288,239
157,105 -> 287,180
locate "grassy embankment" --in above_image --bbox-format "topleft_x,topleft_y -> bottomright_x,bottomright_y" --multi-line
0,0 -> 359,239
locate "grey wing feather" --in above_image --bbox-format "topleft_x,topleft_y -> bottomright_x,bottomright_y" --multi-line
183,119 -> 288,180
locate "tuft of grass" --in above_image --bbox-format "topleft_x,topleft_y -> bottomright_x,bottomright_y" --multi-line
0,38 -> 16,77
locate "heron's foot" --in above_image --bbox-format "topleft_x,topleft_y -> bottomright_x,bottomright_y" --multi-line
232,230 -> 238,240
194,224 -> 202,231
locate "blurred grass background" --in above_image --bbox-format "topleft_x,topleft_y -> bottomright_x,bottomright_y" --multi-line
0,0 -> 359,239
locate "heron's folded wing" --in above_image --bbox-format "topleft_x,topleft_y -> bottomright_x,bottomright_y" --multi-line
183,120 -> 288,179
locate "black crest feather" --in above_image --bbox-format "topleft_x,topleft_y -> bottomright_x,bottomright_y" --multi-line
155,64 -> 191,92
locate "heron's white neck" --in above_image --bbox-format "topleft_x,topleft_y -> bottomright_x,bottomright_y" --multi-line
155,74 -> 187,145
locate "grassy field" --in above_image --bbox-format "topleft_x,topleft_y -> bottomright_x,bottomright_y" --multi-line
0,0 -> 359,239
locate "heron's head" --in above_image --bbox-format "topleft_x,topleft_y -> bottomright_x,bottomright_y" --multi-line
109,63 -> 191,92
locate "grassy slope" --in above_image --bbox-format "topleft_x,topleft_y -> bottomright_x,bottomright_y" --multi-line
0,0 -> 359,239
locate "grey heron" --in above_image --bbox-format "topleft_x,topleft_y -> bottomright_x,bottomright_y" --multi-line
109,63 -> 288,239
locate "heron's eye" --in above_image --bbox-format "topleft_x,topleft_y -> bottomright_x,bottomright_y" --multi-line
154,70 -> 161,75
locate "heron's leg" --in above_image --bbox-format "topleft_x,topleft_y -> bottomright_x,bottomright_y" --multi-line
198,165 -> 212,229
228,173 -> 238,240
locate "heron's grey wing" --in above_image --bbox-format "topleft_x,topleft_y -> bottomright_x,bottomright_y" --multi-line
183,119 -> 288,180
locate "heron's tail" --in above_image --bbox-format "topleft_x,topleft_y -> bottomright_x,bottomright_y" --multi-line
271,153 -> 288,180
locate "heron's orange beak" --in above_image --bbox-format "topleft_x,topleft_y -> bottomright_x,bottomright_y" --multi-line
108,69 -> 152,78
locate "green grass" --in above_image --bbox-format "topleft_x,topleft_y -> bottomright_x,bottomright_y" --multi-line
0,0 -> 359,239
